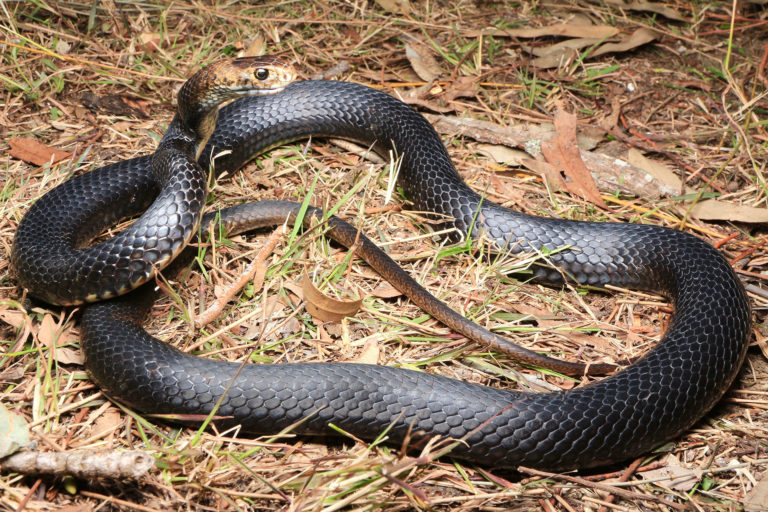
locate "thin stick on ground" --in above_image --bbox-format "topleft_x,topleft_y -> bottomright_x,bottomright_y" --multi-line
195,224 -> 287,328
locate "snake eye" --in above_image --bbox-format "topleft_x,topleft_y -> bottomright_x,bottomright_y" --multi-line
255,68 -> 269,81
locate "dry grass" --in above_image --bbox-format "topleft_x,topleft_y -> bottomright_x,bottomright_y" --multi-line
1,1 -> 767,511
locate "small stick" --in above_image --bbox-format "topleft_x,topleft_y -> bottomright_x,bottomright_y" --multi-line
195,224 -> 286,327
597,457 -> 645,512
517,466 -> 690,511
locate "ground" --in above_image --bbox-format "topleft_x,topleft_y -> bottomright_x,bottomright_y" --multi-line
1,1 -> 767,511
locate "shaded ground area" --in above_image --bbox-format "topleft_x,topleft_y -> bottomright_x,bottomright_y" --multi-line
1,1 -> 767,510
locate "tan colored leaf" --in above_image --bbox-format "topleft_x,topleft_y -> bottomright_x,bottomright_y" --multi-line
52,347 -> 84,365
521,158 -> 566,189
467,24 -> 619,39
590,28 -> 658,57
302,271 -> 363,323
530,37 -> 604,57
244,36 -> 265,57
405,43 -> 442,82
36,314 -> 80,364
744,475 -> 768,512
8,137 -> 72,167
139,32 -> 161,52
638,454 -> 702,492
370,282 -> 403,299
92,409 -> 123,440
350,339 -> 379,364
476,144 -> 529,166
603,0 -> 687,21
626,148 -> 683,195
530,47 -> 579,69
0,310 -> 25,329
0,403 -> 34,458
36,314 -> 60,348
374,0 -> 410,14
540,109 -> 607,207
689,199 -> 768,223
442,76 -> 478,102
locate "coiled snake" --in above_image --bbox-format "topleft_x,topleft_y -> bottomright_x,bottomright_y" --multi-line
12,58 -> 751,471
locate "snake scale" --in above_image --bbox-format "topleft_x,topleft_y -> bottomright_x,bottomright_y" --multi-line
12,59 -> 751,471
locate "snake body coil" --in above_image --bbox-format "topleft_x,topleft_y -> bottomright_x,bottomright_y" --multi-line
14,79 -> 750,470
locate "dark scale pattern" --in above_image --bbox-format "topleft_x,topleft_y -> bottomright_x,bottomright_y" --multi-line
12,121 -> 206,305
17,81 -> 751,470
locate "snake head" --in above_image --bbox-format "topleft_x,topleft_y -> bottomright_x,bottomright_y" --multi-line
177,56 -> 297,152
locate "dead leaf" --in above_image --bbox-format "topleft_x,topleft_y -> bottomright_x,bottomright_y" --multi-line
467,24 -> 619,39
302,271 -> 363,323
442,76 -> 478,102
590,28 -> 659,58
92,409 -> 123,440
370,282 -> 403,299
244,36 -> 265,57
638,454 -> 702,492
350,339 -> 379,364
36,314 -> 61,348
405,43 -> 442,82
689,199 -> 768,223
540,109 -> 607,207
374,0 -> 410,14
529,37 -> 604,68
52,347 -> 84,365
530,47 -> 579,69
602,0 -> 688,21
80,92 -> 151,118
8,137 -> 72,167
476,144 -> 529,166
0,403 -> 34,458
36,314 -> 81,364
744,475 -> 768,512
0,310 -> 25,329
626,148 -> 683,195
139,32 -> 161,52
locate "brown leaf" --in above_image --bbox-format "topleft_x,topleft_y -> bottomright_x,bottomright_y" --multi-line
638,454 -> 702,492
36,314 -> 81,364
370,282 -> 403,299
139,32 -> 161,52
603,0 -> 687,21
476,144 -> 529,166
79,92 -> 150,118
405,42 -> 442,82
8,137 -> 72,167
52,347 -> 84,365
302,271 -> 363,323
626,148 -> 683,195
0,310 -> 25,329
36,314 -> 60,348
689,199 -> 768,223
744,475 -> 768,512
374,0 -> 410,14
442,76 -> 479,102
590,28 -> 658,57
244,36 -> 265,57
540,109 -> 607,208
350,339 -> 379,364
467,24 -> 619,39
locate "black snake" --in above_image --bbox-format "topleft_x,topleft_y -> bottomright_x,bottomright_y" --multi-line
12,59 -> 751,471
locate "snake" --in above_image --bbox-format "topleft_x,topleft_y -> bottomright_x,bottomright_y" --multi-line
12,58 -> 751,471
